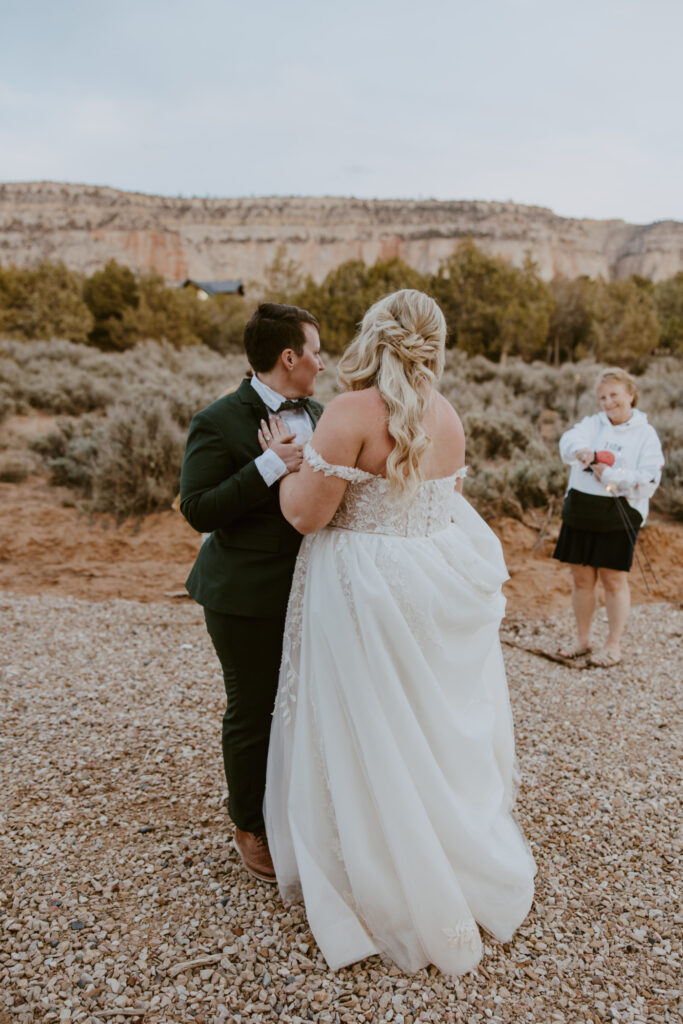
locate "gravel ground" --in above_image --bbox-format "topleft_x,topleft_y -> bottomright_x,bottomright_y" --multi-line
1,591 -> 680,1024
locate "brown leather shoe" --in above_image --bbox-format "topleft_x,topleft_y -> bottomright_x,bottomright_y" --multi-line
232,828 -> 277,883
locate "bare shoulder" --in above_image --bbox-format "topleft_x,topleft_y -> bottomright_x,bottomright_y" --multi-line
309,389 -> 386,469
434,391 -> 465,435
318,388 -> 385,428
325,388 -> 384,410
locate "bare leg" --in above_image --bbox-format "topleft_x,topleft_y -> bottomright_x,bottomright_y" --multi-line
593,568 -> 630,663
560,563 -> 598,656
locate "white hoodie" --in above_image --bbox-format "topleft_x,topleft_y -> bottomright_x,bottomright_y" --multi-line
559,409 -> 664,523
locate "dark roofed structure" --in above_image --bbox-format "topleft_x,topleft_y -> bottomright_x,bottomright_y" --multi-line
181,279 -> 245,298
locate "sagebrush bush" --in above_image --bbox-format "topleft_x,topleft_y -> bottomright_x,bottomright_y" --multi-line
32,416 -> 101,492
0,452 -> 36,483
0,338 -> 251,422
33,401 -> 188,518
8,337 -> 680,522
0,383 -> 16,423
461,411 -> 530,460
443,353 -> 681,519
89,401 -> 188,517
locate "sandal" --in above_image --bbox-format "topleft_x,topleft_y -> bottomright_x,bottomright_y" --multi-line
589,649 -> 622,668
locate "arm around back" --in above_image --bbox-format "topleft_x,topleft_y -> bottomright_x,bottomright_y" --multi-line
180,408 -> 271,534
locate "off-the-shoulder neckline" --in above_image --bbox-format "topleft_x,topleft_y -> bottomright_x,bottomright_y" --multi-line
304,443 -> 467,484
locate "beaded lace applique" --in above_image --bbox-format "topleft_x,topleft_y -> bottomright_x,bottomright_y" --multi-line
303,443 -> 467,538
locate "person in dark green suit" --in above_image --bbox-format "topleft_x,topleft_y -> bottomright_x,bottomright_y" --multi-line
180,303 -> 324,881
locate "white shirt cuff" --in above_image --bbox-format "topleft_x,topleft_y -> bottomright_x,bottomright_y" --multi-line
255,448 -> 288,486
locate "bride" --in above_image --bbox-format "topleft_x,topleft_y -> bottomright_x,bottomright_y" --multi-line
262,289 -> 535,976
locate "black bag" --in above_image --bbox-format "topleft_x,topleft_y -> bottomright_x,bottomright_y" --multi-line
561,488 -> 643,533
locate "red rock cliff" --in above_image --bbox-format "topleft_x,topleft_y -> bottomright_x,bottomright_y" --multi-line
1,181 -> 681,283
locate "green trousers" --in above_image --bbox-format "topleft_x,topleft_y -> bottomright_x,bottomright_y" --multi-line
203,609 -> 287,834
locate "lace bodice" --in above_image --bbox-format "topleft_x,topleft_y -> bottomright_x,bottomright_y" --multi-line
304,443 -> 467,537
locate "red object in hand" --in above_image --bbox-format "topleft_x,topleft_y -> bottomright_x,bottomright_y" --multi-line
594,450 -> 615,466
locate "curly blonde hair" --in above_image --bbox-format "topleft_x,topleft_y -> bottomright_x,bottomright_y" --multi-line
338,289 -> 446,497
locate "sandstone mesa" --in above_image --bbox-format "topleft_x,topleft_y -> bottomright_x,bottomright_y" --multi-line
1,181 -> 682,284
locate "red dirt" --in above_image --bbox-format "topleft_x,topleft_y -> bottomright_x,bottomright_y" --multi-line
1,474 -> 681,618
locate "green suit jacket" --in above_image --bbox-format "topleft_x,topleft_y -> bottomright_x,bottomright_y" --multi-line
180,378 -> 323,617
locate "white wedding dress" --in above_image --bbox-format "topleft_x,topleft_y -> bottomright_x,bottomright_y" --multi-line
264,444 -> 536,976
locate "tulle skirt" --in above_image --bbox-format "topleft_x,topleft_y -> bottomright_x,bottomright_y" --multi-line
264,495 -> 536,976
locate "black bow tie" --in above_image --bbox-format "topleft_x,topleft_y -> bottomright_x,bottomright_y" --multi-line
273,399 -> 308,412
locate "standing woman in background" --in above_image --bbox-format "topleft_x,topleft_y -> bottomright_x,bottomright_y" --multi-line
553,367 -> 664,667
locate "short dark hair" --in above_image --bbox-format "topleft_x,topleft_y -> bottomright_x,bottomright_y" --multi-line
244,303 -> 319,373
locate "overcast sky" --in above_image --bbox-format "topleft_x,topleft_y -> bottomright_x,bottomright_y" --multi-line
1,0 -> 681,223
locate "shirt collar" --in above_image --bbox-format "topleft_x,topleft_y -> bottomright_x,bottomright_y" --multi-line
250,375 -> 286,412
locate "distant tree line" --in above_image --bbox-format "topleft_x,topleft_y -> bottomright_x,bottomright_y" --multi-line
0,261 -> 249,352
1,243 -> 682,365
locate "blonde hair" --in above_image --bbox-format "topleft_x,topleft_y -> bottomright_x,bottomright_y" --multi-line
596,367 -> 639,407
338,289 -> 446,497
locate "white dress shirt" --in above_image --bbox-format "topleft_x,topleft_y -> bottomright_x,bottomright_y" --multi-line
251,375 -> 314,486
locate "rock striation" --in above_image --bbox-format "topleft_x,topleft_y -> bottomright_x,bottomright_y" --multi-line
1,181 -> 681,283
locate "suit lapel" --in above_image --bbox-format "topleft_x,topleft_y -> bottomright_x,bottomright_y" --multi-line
305,398 -> 323,426
234,378 -> 270,460
237,377 -> 269,420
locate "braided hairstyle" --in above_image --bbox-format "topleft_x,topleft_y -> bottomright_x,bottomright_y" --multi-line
338,289 -> 446,498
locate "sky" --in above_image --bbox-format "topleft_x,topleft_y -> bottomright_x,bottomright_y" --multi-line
1,0 -> 681,224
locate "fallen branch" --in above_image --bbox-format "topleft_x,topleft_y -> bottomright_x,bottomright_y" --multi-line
532,498 -> 555,552
167,952 -> 225,978
501,638 -> 590,669
93,1011 -> 147,1019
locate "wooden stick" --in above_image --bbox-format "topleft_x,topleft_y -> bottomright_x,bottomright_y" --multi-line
501,638 -> 589,669
532,498 -> 555,551
93,1011 -> 147,1019
167,952 -> 225,977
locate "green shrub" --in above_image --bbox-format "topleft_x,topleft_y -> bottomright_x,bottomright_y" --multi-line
587,277 -> 660,364
1,248 -> 682,366
429,242 -> 553,360
84,260 -> 140,350
654,272 -> 683,355
295,257 -> 430,353
0,262 -> 93,344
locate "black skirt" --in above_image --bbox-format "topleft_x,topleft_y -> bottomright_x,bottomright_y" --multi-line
552,489 -> 642,572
